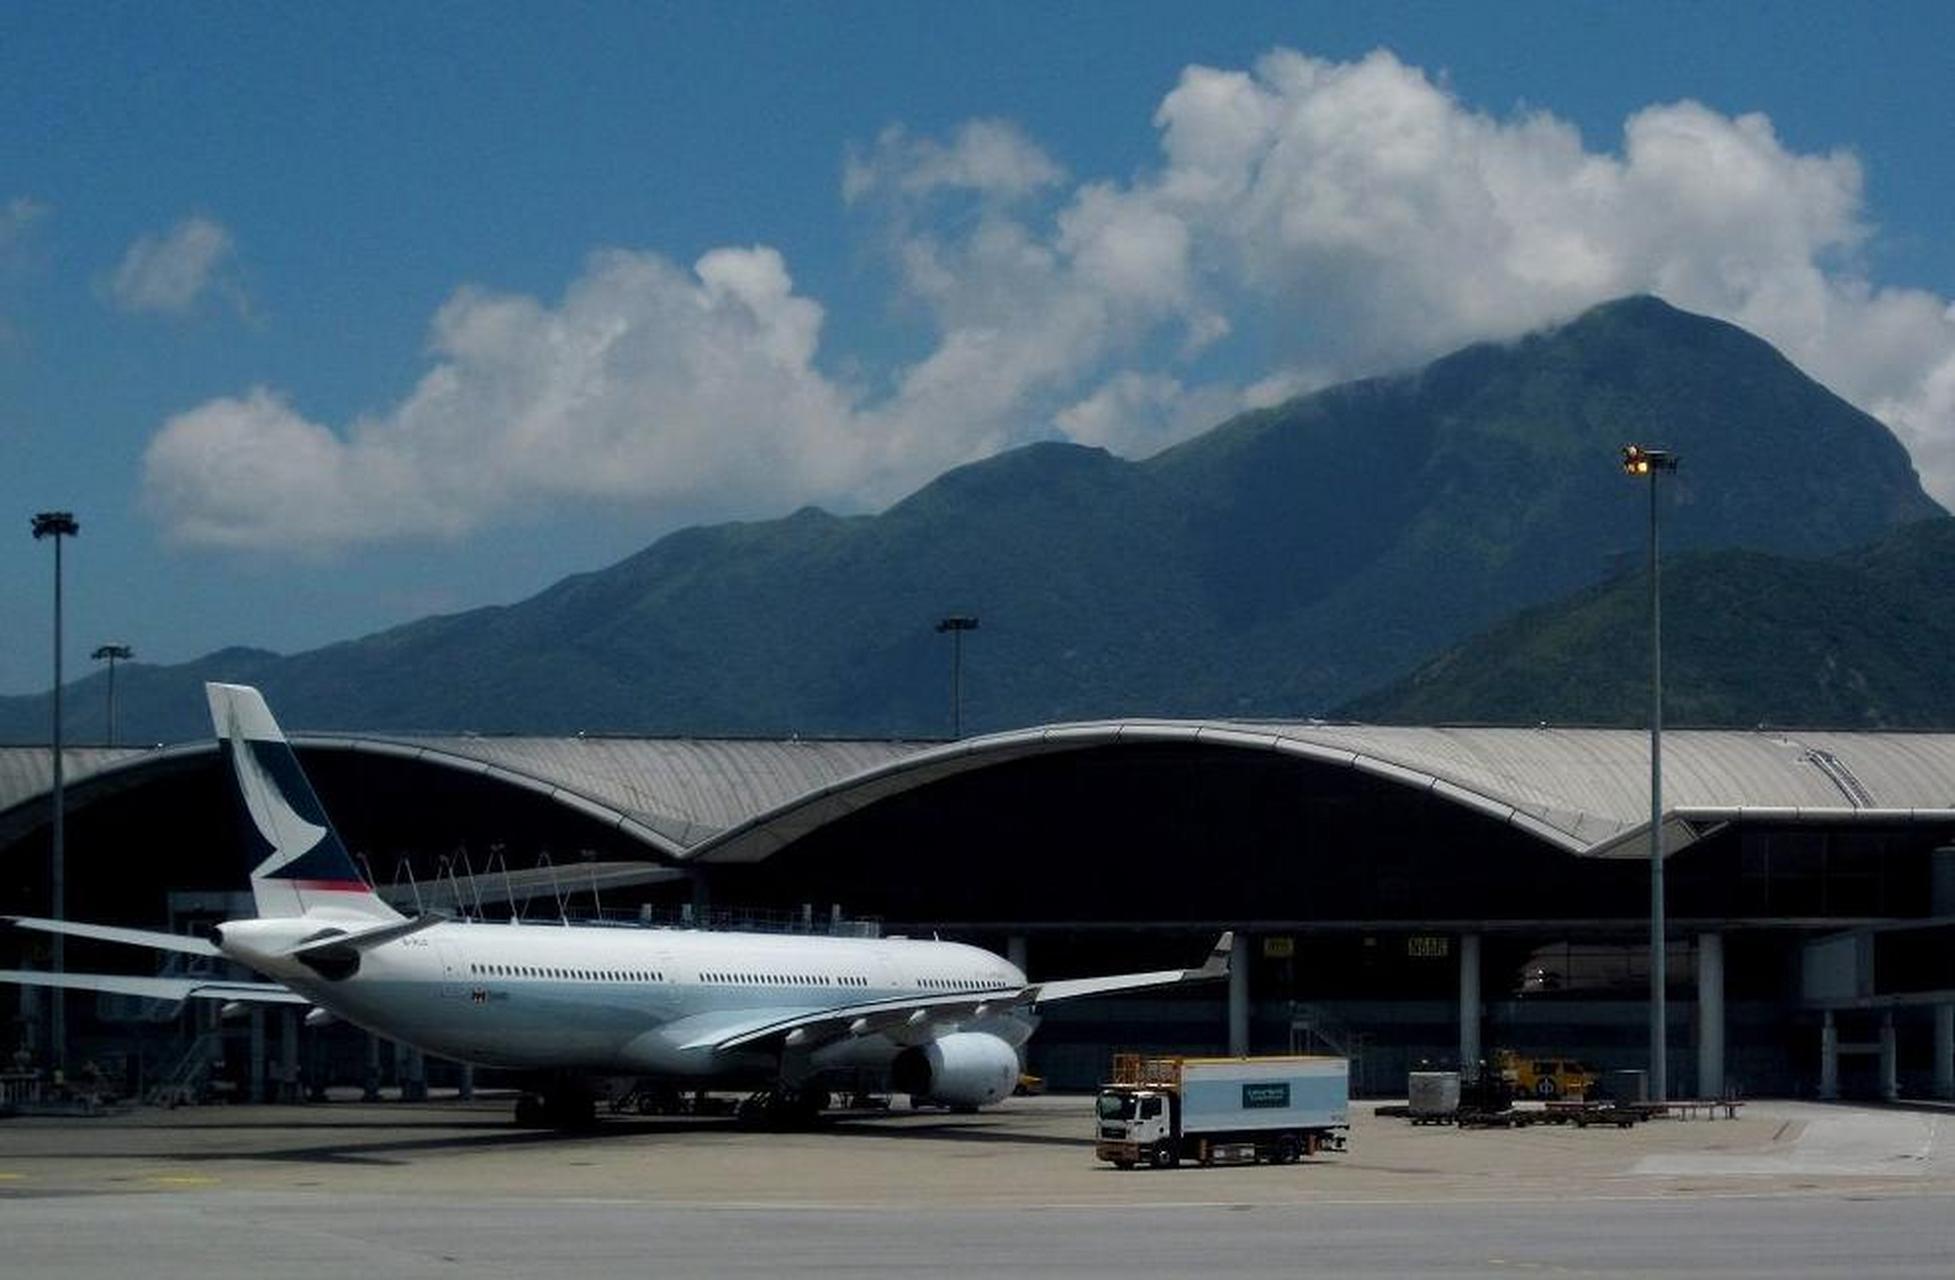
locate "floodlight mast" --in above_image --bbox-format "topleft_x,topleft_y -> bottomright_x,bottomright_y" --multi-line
935,615 -> 979,739
1621,446 -> 1677,1102
31,510 -> 79,1075
92,644 -> 133,747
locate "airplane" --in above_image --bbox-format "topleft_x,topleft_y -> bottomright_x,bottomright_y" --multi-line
2,683 -> 1229,1125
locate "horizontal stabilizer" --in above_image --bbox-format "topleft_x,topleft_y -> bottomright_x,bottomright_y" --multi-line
0,968 -> 307,1006
2,916 -> 220,957
284,912 -> 444,958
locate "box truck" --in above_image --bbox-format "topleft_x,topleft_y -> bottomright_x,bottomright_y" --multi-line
1094,1054 -> 1348,1169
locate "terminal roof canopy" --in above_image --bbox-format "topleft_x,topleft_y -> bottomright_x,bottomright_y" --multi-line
4,722 -> 1955,865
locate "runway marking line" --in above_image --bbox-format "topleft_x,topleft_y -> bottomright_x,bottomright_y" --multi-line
145,1174 -> 220,1187
544,1185 -> 1955,1214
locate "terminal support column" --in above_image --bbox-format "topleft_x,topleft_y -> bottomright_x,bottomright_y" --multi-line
278,1008 -> 300,1103
1458,933 -> 1481,1072
1879,1012 -> 1898,1102
1931,1008 -> 1947,1094
1228,932 -> 1250,1057
248,1008 -> 266,1103
1819,1011 -> 1839,1100
1696,932 -> 1725,1099
394,1039 -> 427,1102
1006,935 -> 1028,978
1936,1005 -> 1954,1101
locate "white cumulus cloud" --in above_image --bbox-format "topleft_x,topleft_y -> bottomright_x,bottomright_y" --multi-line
145,247 -> 884,548
110,215 -> 242,315
0,196 -> 50,341
1055,372 -> 1245,457
844,119 -> 1065,204
1,196 -> 47,254
144,47 -> 1955,552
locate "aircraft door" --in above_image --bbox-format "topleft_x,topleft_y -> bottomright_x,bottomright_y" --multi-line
650,949 -> 681,1018
871,945 -> 906,996
434,939 -> 466,1001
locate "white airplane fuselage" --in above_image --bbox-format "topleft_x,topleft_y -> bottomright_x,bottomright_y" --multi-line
220,916 -> 1032,1078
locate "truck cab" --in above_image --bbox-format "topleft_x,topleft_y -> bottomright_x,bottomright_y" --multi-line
1096,1085 -> 1177,1168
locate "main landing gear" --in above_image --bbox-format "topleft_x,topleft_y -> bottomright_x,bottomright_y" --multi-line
512,1077 -> 598,1129
736,1086 -> 829,1129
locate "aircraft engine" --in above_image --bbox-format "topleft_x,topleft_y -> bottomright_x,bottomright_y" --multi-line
889,1031 -> 1020,1108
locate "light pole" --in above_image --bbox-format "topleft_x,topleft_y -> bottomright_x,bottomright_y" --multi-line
92,644 -> 132,747
1622,446 -> 1677,1102
31,510 -> 79,1076
935,615 -> 979,739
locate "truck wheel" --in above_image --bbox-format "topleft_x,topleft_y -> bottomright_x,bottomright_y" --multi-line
1150,1141 -> 1180,1170
1275,1135 -> 1301,1164
1111,1158 -> 1135,1170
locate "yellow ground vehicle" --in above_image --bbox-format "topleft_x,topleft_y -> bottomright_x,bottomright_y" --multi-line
1493,1050 -> 1597,1100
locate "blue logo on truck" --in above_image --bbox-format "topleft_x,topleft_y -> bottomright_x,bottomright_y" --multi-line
1242,1082 -> 1290,1108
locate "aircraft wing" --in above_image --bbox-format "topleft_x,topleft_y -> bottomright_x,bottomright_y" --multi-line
669,1005 -> 836,1052
0,968 -> 307,1006
700,989 -> 1024,1052
705,933 -> 1232,1054
1023,930 -> 1232,1006
3,915 -> 220,957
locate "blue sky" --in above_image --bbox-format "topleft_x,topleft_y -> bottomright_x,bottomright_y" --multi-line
5,3 -> 1955,698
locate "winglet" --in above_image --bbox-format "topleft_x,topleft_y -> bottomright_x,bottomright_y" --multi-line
1192,931 -> 1232,980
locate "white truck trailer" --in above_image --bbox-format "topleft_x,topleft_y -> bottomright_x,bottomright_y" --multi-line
1094,1054 -> 1348,1169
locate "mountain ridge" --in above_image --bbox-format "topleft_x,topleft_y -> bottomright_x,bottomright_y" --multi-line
1338,516 -> 1955,729
2,295 -> 1941,744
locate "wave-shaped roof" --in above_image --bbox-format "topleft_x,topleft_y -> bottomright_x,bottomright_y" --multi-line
4,722 -> 1954,864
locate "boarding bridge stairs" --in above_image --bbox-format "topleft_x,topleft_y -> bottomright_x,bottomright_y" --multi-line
146,1030 -> 222,1107
1288,1002 -> 1371,1096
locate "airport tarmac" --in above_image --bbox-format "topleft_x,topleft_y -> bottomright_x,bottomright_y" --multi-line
3,1094 -> 1952,1277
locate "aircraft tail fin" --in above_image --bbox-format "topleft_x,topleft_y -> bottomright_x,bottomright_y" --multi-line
206,683 -> 401,923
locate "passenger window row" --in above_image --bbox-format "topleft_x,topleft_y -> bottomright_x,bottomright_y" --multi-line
469,962 -> 666,982
698,972 -> 872,987
465,963 -> 890,989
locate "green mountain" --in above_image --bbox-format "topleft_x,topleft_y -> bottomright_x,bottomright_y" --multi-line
1,296 -> 1942,743
1337,517 -> 1955,728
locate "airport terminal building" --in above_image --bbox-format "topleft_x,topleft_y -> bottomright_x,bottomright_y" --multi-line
5,719 -> 1955,1101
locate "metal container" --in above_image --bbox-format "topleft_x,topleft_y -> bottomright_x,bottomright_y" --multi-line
1598,1069 -> 1647,1104
1408,1070 -> 1461,1116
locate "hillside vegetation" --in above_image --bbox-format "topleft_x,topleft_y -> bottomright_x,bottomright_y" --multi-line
1,296 -> 1940,743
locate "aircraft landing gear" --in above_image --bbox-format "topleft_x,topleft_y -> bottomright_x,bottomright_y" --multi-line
513,1079 -> 599,1129
737,1086 -> 829,1129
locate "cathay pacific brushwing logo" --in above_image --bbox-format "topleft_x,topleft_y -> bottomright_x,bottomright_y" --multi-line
226,711 -> 326,873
